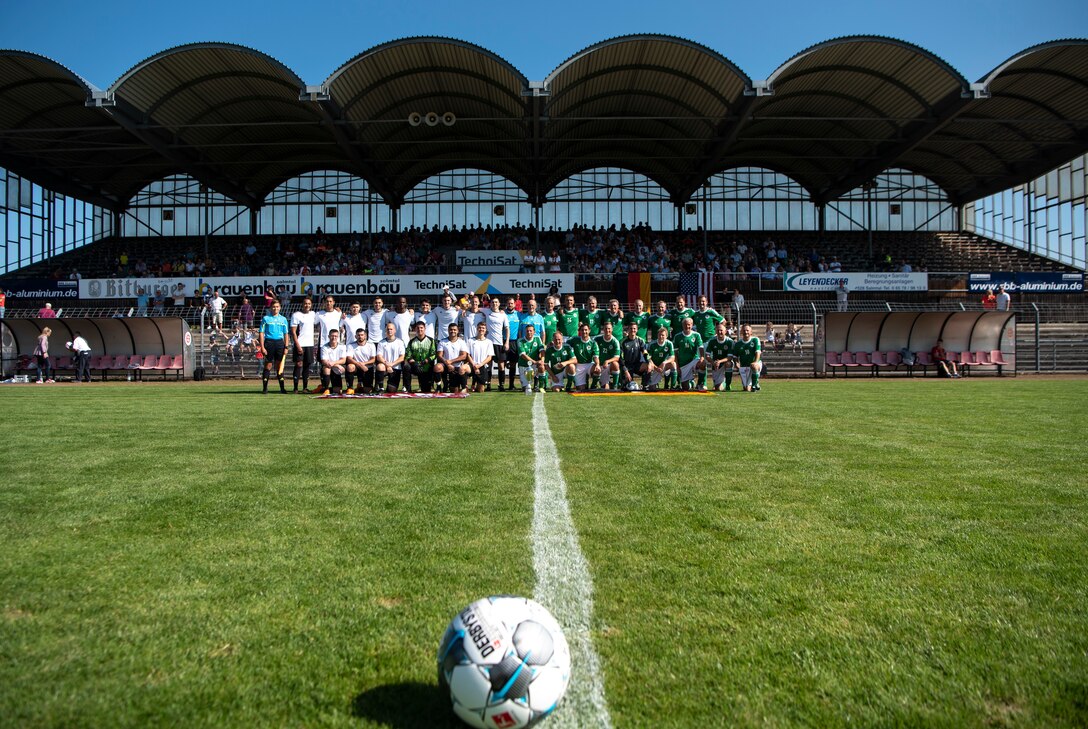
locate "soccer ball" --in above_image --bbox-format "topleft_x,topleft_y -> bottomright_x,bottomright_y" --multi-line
437,596 -> 571,728
627,382 -> 640,391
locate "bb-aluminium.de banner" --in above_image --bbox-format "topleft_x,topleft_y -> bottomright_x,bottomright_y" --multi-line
967,272 -> 1084,293
78,273 -> 576,300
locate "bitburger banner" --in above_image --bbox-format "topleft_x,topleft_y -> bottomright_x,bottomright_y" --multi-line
79,273 -> 576,299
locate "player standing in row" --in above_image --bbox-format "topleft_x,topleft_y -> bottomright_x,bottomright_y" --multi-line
411,298 -> 437,339
435,293 -> 460,342
404,320 -> 437,393
517,324 -> 548,393
290,295 -> 316,393
390,297 -> 414,344
314,295 -> 345,393
487,298 -> 512,391
623,299 -> 650,341
691,295 -> 725,344
541,295 -> 559,344
734,324 -> 763,391
557,294 -> 581,343
258,300 -> 290,394
342,302 -> 366,348
669,295 -> 696,335
436,323 -> 470,393
704,322 -> 736,391
364,297 -> 389,343
649,300 -> 672,341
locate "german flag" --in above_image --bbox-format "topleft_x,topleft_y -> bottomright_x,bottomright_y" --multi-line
626,272 -> 651,306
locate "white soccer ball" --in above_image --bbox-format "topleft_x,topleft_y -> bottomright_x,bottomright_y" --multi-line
438,596 -> 571,729
627,381 -> 640,391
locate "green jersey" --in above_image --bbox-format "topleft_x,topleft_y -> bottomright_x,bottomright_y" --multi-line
669,307 -> 696,334
705,336 -> 735,364
648,314 -> 672,339
733,336 -> 762,366
405,336 -> 437,370
600,310 -> 623,335
623,311 -> 651,341
673,331 -> 704,366
580,308 -> 604,337
542,311 -> 559,342
691,307 -> 725,341
594,334 -> 621,363
518,336 -> 544,363
557,308 -> 581,338
570,336 -> 600,364
545,343 -> 574,371
647,339 -> 675,366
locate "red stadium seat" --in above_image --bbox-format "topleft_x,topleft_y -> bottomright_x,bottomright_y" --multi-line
869,350 -> 887,376
959,350 -> 979,376
853,351 -> 873,375
825,351 -> 845,377
914,351 -> 934,377
840,351 -> 858,376
989,350 -> 1010,376
974,350 -> 992,366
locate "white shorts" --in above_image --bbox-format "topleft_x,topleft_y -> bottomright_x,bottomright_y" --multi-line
711,364 -> 732,387
647,362 -> 673,386
574,362 -> 594,387
677,360 -> 699,383
739,366 -> 751,387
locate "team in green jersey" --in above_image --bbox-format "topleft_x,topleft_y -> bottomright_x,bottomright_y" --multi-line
516,324 -> 548,392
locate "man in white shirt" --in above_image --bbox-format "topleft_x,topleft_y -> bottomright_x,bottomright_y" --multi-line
390,297 -> 415,344
411,298 -> 438,339
996,285 -> 1011,311
468,321 -> 496,393
319,329 -> 348,395
835,281 -> 849,312
345,328 -> 376,394
68,331 -> 92,383
375,322 -> 406,393
314,295 -> 345,392
290,295 -> 317,393
341,302 -> 366,349
364,297 -> 392,342
208,289 -> 227,329
459,296 -> 484,349
434,292 -> 460,342
483,299 -> 509,391
436,323 -> 470,393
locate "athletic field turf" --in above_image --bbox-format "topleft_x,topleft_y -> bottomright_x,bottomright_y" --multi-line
1,379 -> 1086,727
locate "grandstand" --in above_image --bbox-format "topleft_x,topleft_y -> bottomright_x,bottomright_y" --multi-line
1,35 -> 1086,376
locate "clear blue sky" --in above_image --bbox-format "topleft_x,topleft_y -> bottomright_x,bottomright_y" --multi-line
0,0 -> 1084,88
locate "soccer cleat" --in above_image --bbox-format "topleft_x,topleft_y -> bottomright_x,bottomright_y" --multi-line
345,388 -> 355,395
524,386 -> 532,394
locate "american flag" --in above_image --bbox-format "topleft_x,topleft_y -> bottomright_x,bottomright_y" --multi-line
679,272 -> 715,307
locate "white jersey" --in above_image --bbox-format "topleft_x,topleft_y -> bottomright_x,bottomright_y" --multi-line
435,305 -> 460,341
483,308 -> 508,347
348,341 -> 376,364
390,310 -> 414,344
320,343 -> 347,364
291,310 -> 316,346
376,338 -> 406,369
411,310 -> 438,339
468,338 -> 496,366
460,310 -> 484,341
342,313 -> 366,342
315,310 -> 344,346
364,308 -> 392,341
439,338 -> 469,362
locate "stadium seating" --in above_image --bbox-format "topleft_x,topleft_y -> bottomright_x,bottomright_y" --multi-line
914,351 -> 934,376
958,350 -> 979,376
990,350 -> 1010,375
852,351 -> 873,374
825,351 -> 845,377
840,351 -> 859,375
869,350 -> 888,375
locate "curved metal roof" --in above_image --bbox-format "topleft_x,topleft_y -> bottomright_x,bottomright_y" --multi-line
0,35 -> 1084,212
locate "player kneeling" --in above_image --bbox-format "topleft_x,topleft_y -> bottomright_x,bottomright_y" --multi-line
734,324 -> 763,392
570,323 -> 601,392
619,322 -> 649,390
435,323 -> 470,394
543,331 -> 577,392
672,317 -> 706,391
345,328 -> 376,393
645,326 -> 677,391
320,329 -> 348,395
375,322 -> 406,393
468,321 -> 495,393
704,322 -> 736,392
517,324 -> 548,393
404,320 -> 437,393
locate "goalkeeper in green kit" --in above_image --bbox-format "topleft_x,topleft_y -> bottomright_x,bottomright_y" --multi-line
404,319 -> 438,392
734,323 -> 763,391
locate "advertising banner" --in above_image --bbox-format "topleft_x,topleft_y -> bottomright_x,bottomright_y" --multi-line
1,278 -> 80,299
78,273 -> 576,299
783,272 -> 928,292
455,250 -> 528,272
967,272 -> 1084,293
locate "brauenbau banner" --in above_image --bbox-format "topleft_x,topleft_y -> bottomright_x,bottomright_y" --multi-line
783,272 -> 928,292
967,272 -> 1084,293
78,273 -> 576,299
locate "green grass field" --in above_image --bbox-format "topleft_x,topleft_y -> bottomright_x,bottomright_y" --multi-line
1,379 -> 1086,727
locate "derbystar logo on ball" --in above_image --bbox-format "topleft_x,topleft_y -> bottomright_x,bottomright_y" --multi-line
459,603 -> 505,662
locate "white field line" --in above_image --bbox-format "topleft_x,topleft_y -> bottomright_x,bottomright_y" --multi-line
532,394 -> 613,729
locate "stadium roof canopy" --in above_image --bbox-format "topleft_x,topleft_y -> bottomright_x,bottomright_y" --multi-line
0,35 -> 1086,212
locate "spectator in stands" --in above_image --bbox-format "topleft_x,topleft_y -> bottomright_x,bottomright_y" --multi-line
34,327 -> 52,383
836,280 -> 849,312
0,287 -> 6,319
731,289 -> 744,322
931,339 -> 960,378
239,296 -> 254,328
172,284 -> 187,310
38,303 -> 57,318
982,288 -> 997,310
263,286 -> 276,312
278,288 -> 292,312
996,285 -> 1011,311
136,287 -> 149,316
784,323 -> 802,352
152,290 -> 165,316
208,289 -> 227,330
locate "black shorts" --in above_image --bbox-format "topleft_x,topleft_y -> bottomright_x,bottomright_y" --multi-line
265,340 -> 286,364
472,366 -> 492,386
492,344 -> 507,363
